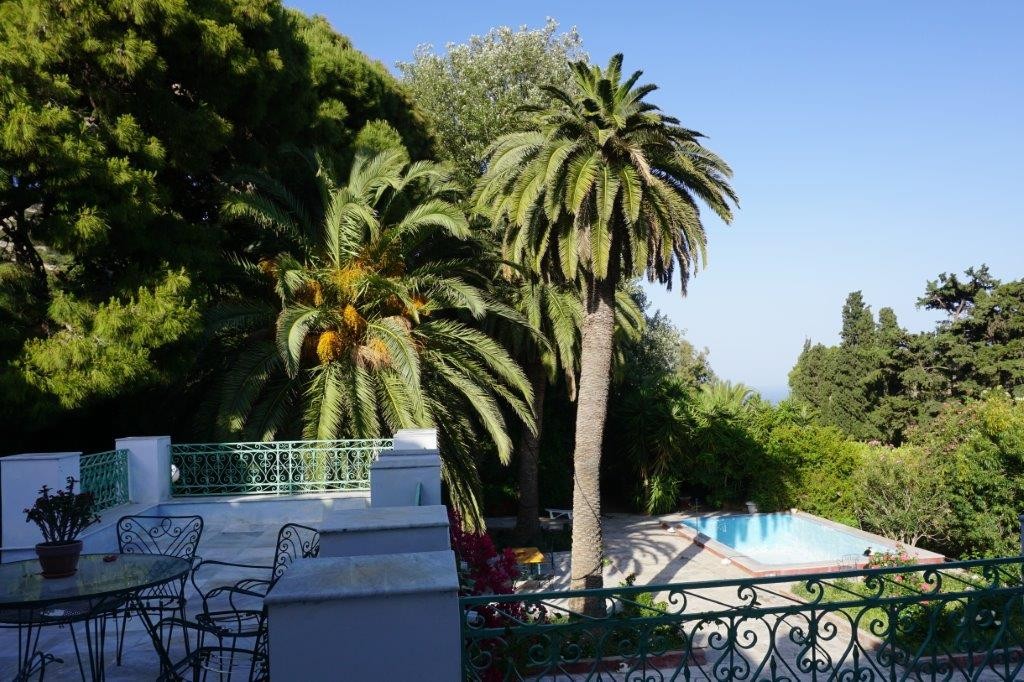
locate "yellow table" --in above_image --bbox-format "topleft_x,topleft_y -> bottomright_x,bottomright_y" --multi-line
510,546 -> 545,578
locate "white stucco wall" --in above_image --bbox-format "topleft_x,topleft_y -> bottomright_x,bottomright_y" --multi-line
266,551 -> 461,680
319,504 -> 450,557
0,452 -> 81,551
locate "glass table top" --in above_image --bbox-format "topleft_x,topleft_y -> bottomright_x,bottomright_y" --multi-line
0,554 -> 191,608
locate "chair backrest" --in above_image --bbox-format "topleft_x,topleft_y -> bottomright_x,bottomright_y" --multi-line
270,523 -> 319,586
117,515 -> 204,561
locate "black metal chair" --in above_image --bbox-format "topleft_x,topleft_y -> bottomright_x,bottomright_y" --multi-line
114,514 -> 204,665
191,522 -> 319,598
154,589 -> 269,682
185,523 -> 318,676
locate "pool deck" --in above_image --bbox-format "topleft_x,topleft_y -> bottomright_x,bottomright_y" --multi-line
506,513 -> 750,590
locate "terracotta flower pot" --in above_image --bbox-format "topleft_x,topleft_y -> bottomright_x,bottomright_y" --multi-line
35,540 -> 83,578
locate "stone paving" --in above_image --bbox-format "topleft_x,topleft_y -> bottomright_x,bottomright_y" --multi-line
0,500 -> 339,681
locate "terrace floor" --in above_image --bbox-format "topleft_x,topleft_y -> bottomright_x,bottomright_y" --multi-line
0,495 -> 367,681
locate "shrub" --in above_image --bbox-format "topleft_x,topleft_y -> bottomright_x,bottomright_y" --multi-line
855,445 -> 950,549
753,423 -> 862,524
911,392 -> 1024,557
449,510 -> 519,598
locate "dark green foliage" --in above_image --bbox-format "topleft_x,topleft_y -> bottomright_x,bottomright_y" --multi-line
790,267 -> 1024,444
0,0 -> 432,451
910,393 -> 1024,558
754,423 -> 862,525
296,14 -> 432,160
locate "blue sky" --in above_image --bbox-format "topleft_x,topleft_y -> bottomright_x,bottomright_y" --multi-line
291,0 -> 1023,396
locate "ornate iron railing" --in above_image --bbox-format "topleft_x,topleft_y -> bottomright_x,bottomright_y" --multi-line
79,449 -> 130,512
169,439 -> 392,496
461,556 -> 1024,680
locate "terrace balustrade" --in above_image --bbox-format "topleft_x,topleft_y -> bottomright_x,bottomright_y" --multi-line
461,556 -> 1024,680
169,438 -> 393,497
79,448 -> 130,512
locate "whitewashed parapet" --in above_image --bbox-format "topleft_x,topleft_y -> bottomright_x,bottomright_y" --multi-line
115,435 -> 171,505
319,504 -> 450,557
266,551 -> 460,680
390,427 -> 438,452
0,452 -> 81,551
370,428 -> 441,507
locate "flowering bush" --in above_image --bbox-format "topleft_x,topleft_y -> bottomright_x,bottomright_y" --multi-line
451,511 -> 534,682
866,545 -> 915,570
449,509 -> 519,597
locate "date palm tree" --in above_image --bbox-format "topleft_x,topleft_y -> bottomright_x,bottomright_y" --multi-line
211,149 -> 534,521
475,54 -> 737,607
500,269 -> 643,542
500,273 -> 581,541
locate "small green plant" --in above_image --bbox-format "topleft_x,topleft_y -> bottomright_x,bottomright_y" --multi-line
24,477 -> 99,544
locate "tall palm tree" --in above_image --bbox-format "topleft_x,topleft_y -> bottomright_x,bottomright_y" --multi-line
500,269 -> 643,542
475,54 -> 736,606
212,149 -> 535,522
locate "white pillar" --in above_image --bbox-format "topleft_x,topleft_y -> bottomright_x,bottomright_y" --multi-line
319,505 -> 450,557
266,550 -> 461,680
371,428 -> 441,507
1,452 -> 80,551
115,436 -> 171,505
391,428 -> 438,452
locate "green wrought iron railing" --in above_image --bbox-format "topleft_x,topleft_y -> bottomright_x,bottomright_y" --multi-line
79,449 -> 131,512
461,556 -> 1024,680
169,439 -> 393,497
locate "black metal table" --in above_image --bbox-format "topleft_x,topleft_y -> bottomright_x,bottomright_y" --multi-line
0,553 -> 191,680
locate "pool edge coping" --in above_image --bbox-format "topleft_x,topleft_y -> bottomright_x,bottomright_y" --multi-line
666,509 -> 946,578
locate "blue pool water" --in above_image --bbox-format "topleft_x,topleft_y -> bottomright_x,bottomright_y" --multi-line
681,513 -> 897,566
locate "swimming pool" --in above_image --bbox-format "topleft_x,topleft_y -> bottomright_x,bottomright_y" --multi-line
676,511 -> 944,576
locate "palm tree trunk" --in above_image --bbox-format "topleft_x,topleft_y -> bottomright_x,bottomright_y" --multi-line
514,357 -> 547,542
570,277 -> 616,616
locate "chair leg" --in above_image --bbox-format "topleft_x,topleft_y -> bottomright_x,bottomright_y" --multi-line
116,604 -> 131,665
166,602 -> 184,658
178,602 -> 189,655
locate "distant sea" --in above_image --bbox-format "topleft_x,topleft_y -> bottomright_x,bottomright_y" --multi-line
757,387 -> 790,404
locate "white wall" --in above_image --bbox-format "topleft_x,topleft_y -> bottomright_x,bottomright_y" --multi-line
266,551 -> 461,680
0,452 -> 80,552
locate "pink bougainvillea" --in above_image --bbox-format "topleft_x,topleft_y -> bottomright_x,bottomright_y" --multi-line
449,509 -> 519,598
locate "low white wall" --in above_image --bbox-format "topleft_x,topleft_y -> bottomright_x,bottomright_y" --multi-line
319,504 -> 450,557
370,427 -> 442,507
115,435 -> 170,505
266,551 -> 461,680
159,492 -> 369,531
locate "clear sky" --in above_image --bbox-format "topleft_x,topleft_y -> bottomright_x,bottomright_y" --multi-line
290,0 -> 1023,397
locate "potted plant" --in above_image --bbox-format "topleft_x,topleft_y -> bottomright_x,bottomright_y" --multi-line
24,477 -> 100,578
